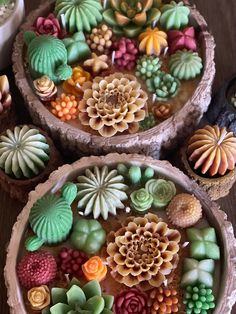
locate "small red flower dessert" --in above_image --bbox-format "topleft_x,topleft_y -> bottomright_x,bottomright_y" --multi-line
113,288 -> 148,314
34,13 -> 64,38
17,251 -> 57,289
168,26 -> 197,54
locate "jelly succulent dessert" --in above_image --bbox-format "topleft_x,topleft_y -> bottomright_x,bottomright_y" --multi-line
0,125 -> 61,202
181,124 -> 236,200
12,160 -> 223,314
23,0 -> 204,138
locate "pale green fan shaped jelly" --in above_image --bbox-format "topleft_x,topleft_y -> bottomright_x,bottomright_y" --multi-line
24,31 -> 72,84
0,125 -> 49,179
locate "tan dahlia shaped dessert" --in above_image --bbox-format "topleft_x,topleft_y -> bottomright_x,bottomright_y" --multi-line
79,73 -> 147,137
0,125 -> 61,202
181,125 -> 236,200
106,213 -> 181,290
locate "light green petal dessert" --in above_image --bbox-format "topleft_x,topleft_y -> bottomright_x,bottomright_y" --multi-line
0,125 -> 49,179
187,228 -> 220,260
160,1 -> 190,30
181,258 -> 215,288
169,50 -> 203,80
25,182 -> 77,251
130,188 -> 153,212
146,72 -> 180,101
42,279 -> 114,314
145,178 -> 176,208
24,32 -> 72,84
55,0 -> 103,33
62,32 -> 91,65
77,166 -> 128,220
70,218 -> 106,254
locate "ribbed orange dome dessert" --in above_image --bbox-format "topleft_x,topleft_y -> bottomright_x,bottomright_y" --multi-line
187,125 -> 236,176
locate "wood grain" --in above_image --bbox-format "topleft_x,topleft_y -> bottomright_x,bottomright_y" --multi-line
0,0 -> 236,313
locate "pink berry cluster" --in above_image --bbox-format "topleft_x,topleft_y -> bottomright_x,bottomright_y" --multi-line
113,38 -> 139,70
17,251 -> 57,289
58,247 -> 88,279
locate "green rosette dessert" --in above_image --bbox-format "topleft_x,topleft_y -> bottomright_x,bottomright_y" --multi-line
160,1 -> 190,30
55,0 -> 103,33
169,50 -> 203,80
145,178 -> 176,208
25,182 -> 77,251
0,125 -> 50,179
77,166 -> 128,220
24,32 -> 72,84
42,279 -> 114,314
103,0 -> 162,38
130,188 -> 153,212
146,72 -> 180,101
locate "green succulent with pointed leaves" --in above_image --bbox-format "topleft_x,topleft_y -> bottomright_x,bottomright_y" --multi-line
42,279 -> 114,314
103,0 -> 162,38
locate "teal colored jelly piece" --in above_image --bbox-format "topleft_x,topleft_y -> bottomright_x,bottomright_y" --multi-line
204,242 -> 220,260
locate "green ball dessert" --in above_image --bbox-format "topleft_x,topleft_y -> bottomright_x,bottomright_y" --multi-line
70,218 -> 106,254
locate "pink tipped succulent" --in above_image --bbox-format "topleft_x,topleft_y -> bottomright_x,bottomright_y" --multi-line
168,26 -> 197,54
57,247 -> 88,279
0,75 -> 12,114
34,13 -> 65,38
17,251 -> 57,289
113,38 -> 139,71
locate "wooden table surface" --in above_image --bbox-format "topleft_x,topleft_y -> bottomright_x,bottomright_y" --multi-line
1,0 -> 236,313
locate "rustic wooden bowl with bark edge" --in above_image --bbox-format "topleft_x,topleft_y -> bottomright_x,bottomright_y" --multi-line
4,153 -> 236,314
12,0 -> 215,159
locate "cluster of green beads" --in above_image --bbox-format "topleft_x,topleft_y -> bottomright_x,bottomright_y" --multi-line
136,55 -> 162,80
139,113 -> 156,130
146,72 -> 180,101
183,284 -> 216,314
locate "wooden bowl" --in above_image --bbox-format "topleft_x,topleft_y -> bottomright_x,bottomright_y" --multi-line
4,153 -> 236,314
12,0 -> 215,159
